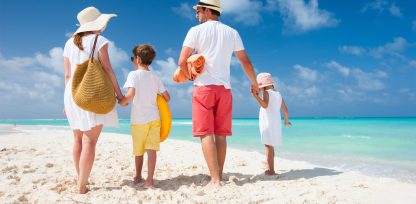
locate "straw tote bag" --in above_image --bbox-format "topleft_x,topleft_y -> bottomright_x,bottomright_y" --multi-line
72,34 -> 116,114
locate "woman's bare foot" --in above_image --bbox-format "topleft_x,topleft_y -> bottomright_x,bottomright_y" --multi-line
264,170 -> 276,176
143,179 -> 154,189
133,176 -> 143,184
78,185 -> 89,194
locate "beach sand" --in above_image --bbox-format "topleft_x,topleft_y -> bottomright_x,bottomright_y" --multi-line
1,125 -> 415,203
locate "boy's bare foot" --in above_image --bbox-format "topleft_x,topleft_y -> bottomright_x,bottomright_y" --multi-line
133,176 -> 143,184
264,170 -> 276,176
143,179 -> 154,189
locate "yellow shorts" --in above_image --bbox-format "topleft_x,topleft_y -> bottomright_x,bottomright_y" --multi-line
131,120 -> 161,156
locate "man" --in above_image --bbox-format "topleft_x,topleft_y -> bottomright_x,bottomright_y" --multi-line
178,0 -> 259,186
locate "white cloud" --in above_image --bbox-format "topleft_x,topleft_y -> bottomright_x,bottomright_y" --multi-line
340,37 -> 409,59
326,61 -> 350,77
326,61 -> 388,91
361,0 -> 402,17
65,32 -> 73,38
339,46 -> 365,56
293,64 -> 318,82
351,69 -> 386,90
173,3 -> 195,20
35,47 -> 64,74
370,37 -> 407,58
389,3 -> 402,17
164,48 -> 177,56
153,57 -> 178,86
222,0 -> 263,25
107,41 -> 129,68
277,0 -> 339,33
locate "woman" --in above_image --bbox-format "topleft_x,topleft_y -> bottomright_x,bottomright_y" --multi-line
63,7 -> 123,194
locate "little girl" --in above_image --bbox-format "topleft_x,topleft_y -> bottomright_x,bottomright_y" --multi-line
251,72 -> 291,175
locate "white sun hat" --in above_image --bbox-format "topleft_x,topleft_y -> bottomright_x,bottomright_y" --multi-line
73,7 -> 117,35
193,0 -> 222,13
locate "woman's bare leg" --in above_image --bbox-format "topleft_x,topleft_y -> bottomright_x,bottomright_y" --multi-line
73,130 -> 83,179
77,125 -> 103,194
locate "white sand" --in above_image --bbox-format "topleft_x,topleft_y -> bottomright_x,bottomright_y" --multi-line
1,125 -> 416,204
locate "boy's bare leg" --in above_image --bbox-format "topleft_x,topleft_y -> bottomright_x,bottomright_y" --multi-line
200,135 -> 220,186
134,156 -> 144,184
144,150 -> 156,188
265,145 -> 276,175
215,136 -> 227,180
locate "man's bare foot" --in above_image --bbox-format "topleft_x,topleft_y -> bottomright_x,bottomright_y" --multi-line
78,185 -> 89,194
264,170 -> 276,176
133,176 -> 143,184
206,179 -> 221,188
143,179 -> 154,188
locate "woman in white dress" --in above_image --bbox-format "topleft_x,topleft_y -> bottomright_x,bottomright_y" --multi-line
63,7 -> 124,193
251,73 -> 291,175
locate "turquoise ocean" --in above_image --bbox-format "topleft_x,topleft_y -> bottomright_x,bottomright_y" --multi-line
1,118 -> 415,182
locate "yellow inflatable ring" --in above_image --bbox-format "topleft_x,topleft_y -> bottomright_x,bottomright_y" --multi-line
157,95 -> 172,142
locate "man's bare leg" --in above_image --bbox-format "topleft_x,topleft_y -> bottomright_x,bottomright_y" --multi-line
200,135 -> 220,186
215,136 -> 227,180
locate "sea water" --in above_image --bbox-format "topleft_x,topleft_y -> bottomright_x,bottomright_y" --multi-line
1,118 -> 415,182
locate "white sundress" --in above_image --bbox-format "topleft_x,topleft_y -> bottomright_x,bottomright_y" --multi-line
259,90 -> 282,147
63,34 -> 119,131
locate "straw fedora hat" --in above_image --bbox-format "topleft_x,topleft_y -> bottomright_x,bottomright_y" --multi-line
193,0 -> 222,13
73,7 -> 117,35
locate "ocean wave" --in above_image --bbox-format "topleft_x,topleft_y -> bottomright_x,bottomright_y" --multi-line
341,134 -> 372,140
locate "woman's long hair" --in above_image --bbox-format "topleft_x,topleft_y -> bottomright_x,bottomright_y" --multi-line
73,31 -> 95,50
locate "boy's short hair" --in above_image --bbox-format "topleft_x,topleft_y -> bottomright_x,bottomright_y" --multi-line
132,44 -> 156,65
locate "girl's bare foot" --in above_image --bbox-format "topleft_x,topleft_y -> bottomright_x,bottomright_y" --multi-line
133,176 -> 143,184
264,170 -> 276,176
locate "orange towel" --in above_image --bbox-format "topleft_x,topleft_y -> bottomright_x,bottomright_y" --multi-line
173,54 -> 205,83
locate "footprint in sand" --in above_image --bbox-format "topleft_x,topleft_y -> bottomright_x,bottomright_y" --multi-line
17,195 -> 28,203
0,191 -> 5,197
45,163 -> 54,168
2,165 -> 17,173
0,148 -> 18,155
196,190 -> 206,196
23,168 -> 37,174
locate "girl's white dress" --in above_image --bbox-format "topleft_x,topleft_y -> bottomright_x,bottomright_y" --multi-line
63,34 -> 119,131
259,89 -> 282,146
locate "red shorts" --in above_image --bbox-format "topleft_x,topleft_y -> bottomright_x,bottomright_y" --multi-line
192,85 -> 232,136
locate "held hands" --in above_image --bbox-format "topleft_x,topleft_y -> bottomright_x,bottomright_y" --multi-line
117,95 -> 128,107
250,85 -> 260,97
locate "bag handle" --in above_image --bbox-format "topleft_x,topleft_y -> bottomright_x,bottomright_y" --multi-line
89,34 -> 99,62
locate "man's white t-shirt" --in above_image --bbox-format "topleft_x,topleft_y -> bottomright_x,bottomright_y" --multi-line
183,21 -> 244,89
123,69 -> 166,124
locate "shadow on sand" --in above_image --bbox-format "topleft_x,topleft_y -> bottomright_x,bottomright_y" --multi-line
118,167 -> 342,191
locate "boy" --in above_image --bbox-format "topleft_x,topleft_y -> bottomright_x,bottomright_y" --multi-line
120,44 -> 170,188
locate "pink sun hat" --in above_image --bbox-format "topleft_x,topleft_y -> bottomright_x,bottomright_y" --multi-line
257,72 -> 275,88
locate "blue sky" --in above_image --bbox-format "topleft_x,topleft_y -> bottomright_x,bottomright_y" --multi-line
0,0 -> 415,119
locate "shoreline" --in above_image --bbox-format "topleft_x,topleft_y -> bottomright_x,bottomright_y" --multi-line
1,125 -> 416,203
